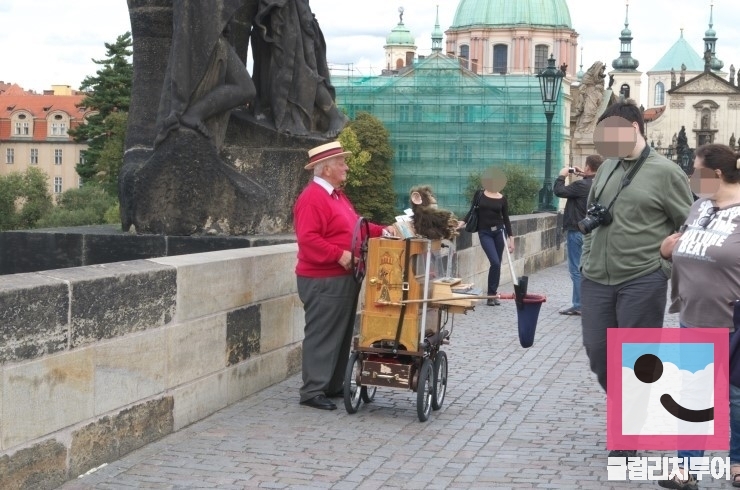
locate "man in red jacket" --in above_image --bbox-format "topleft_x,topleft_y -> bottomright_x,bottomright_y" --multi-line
294,141 -> 396,410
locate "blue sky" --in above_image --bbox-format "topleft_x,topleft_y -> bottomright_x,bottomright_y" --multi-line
622,342 -> 713,374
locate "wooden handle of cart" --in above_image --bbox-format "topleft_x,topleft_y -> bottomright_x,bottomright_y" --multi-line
395,293 -> 516,304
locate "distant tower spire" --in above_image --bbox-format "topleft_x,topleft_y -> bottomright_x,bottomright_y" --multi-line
703,1 -> 724,71
431,5 -> 443,53
612,0 -> 639,71
576,46 -> 584,80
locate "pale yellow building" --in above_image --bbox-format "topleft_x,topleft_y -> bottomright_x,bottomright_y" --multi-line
0,83 -> 93,196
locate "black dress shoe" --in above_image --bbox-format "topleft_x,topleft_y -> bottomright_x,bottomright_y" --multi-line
299,394 -> 337,410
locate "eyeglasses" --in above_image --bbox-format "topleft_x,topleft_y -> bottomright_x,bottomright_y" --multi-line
697,206 -> 719,229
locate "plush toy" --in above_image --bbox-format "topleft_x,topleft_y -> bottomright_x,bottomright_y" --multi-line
409,185 -> 460,240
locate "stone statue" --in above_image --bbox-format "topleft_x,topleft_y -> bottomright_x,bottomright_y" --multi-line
730,133 -> 736,149
670,68 -> 676,87
676,126 -> 688,151
120,0 -> 340,236
672,132 -> 677,148
737,68 -> 740,87
251,0 -> 348,137
154,0 -> 257,151
703,49 -> 712,72
730,65 -> 736,86
573,61 -> 615,138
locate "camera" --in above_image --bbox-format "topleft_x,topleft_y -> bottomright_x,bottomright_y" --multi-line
568,168 -> 576,174
578,202 -> 613,234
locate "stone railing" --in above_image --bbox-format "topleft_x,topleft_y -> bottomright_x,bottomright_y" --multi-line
0,213 -> 562,489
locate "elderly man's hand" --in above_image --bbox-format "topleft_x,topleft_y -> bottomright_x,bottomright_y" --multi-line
338,250 -> 353,270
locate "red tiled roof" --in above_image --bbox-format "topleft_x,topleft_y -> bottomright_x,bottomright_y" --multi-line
0,93 -> 92,119
643,106 -> 665,122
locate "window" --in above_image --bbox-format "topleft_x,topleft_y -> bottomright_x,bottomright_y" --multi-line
534,45 -> 549,72
654,82 -> 665,106
30,148 -> 38,165
54,177 -> 63,194
459,45 -> 469,69
411,144 -> 420,161
51,122 -> 68,136
79,151 -> 86,166
620,84 -> 630,99
462,106 -> 472,122
462,144 -> 473,163
54,149 -> 63,165
6,148 -> 14,164
399,105 -> 409,122
78,177 -> 84,188
412,105 -> 422,122
15,121 -> 29,135
450,105 -> 460,123
397,144 -> 408,163
493,44 -> 508,74
449,144 -> 459,161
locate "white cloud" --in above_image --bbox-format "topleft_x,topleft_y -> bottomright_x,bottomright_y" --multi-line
2,0 -> 739,108
622,362 -> 715,436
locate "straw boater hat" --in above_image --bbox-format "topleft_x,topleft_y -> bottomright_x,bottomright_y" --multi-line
305,141 -> 351,170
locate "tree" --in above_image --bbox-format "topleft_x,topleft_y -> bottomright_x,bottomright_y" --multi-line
337,126 -> 370,188
343,112 -> 397,223
68,32 -> 133,184
465,164 -> 540,215
35,184 -> 118,228
95,111 -> 128,195
0,168 -> 53,231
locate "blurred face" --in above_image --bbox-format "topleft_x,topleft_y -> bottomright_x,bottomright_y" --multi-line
690,155 -> 721,198
593,116 -> 639,158
481,167 -> 507,192
322,155 -> 349,187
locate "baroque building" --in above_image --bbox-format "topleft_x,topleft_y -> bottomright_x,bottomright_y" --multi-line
0,84 -> 92,195
333,0 -> 577,214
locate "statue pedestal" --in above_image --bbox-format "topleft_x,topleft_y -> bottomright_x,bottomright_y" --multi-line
571,135 -> 597,167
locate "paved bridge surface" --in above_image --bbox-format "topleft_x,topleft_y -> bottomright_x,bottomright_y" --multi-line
60,262 -> 730,489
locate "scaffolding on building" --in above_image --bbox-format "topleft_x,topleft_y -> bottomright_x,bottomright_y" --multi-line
332,53 -> 566,215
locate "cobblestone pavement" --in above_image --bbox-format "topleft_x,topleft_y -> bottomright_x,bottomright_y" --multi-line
60,262 -> 731,489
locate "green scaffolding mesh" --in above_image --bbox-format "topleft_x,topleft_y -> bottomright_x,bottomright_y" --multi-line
332,53 -> 565,215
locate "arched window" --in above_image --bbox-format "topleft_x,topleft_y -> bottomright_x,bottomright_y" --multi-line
620,83 -> 630,99
654,82 -> 665,106
395,58 -> 404,69
534,45 -> 549,72
493,44 -> 508,74
459,45 -> 469,69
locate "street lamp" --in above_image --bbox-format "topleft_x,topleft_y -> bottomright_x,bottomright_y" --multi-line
536,54 -> 565,212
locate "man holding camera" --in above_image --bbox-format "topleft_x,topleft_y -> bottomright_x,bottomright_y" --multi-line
553,155 -> 603,316
580,101 -> 692,399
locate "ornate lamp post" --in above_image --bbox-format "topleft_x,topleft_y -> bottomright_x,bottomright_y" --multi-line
536,54 -> 565,212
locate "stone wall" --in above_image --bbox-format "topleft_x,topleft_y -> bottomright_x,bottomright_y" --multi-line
0,214 -> 562,489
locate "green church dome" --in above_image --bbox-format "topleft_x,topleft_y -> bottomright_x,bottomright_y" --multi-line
451,0 -> 572,29
386,21 -> 416,47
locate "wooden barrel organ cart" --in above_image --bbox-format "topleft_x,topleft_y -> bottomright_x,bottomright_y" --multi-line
344,229 -> 477,422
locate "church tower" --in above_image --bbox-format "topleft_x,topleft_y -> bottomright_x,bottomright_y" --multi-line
609,1 -> 641,104
384,7 -> 417,70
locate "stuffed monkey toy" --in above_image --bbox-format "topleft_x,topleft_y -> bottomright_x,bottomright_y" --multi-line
409,185 -> 459,240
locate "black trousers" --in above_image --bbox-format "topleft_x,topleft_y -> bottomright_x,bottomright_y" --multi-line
580,268 -> 668,392
297,275 -> 360,402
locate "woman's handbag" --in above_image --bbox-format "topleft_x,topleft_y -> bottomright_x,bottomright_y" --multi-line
729,300 -> 740,387
464,190 -> 483,233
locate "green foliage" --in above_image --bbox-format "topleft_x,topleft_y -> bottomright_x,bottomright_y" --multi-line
0,168 -> 53,231
68,32 -> 132,184
465,165 -> 540,215
337,127 -> 370,188
343,112 -> 397,224
94,111 -> 128,195
103,203 -> 121,224
35,184 -> 117,228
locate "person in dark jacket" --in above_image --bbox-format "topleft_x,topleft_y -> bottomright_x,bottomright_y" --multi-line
553,154 -> 603,315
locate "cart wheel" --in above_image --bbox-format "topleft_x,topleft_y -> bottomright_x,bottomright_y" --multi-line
417,359 -> 433,422
344,352 -> 362,414
360,386 -> 376,403
432,351 -> 448,411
